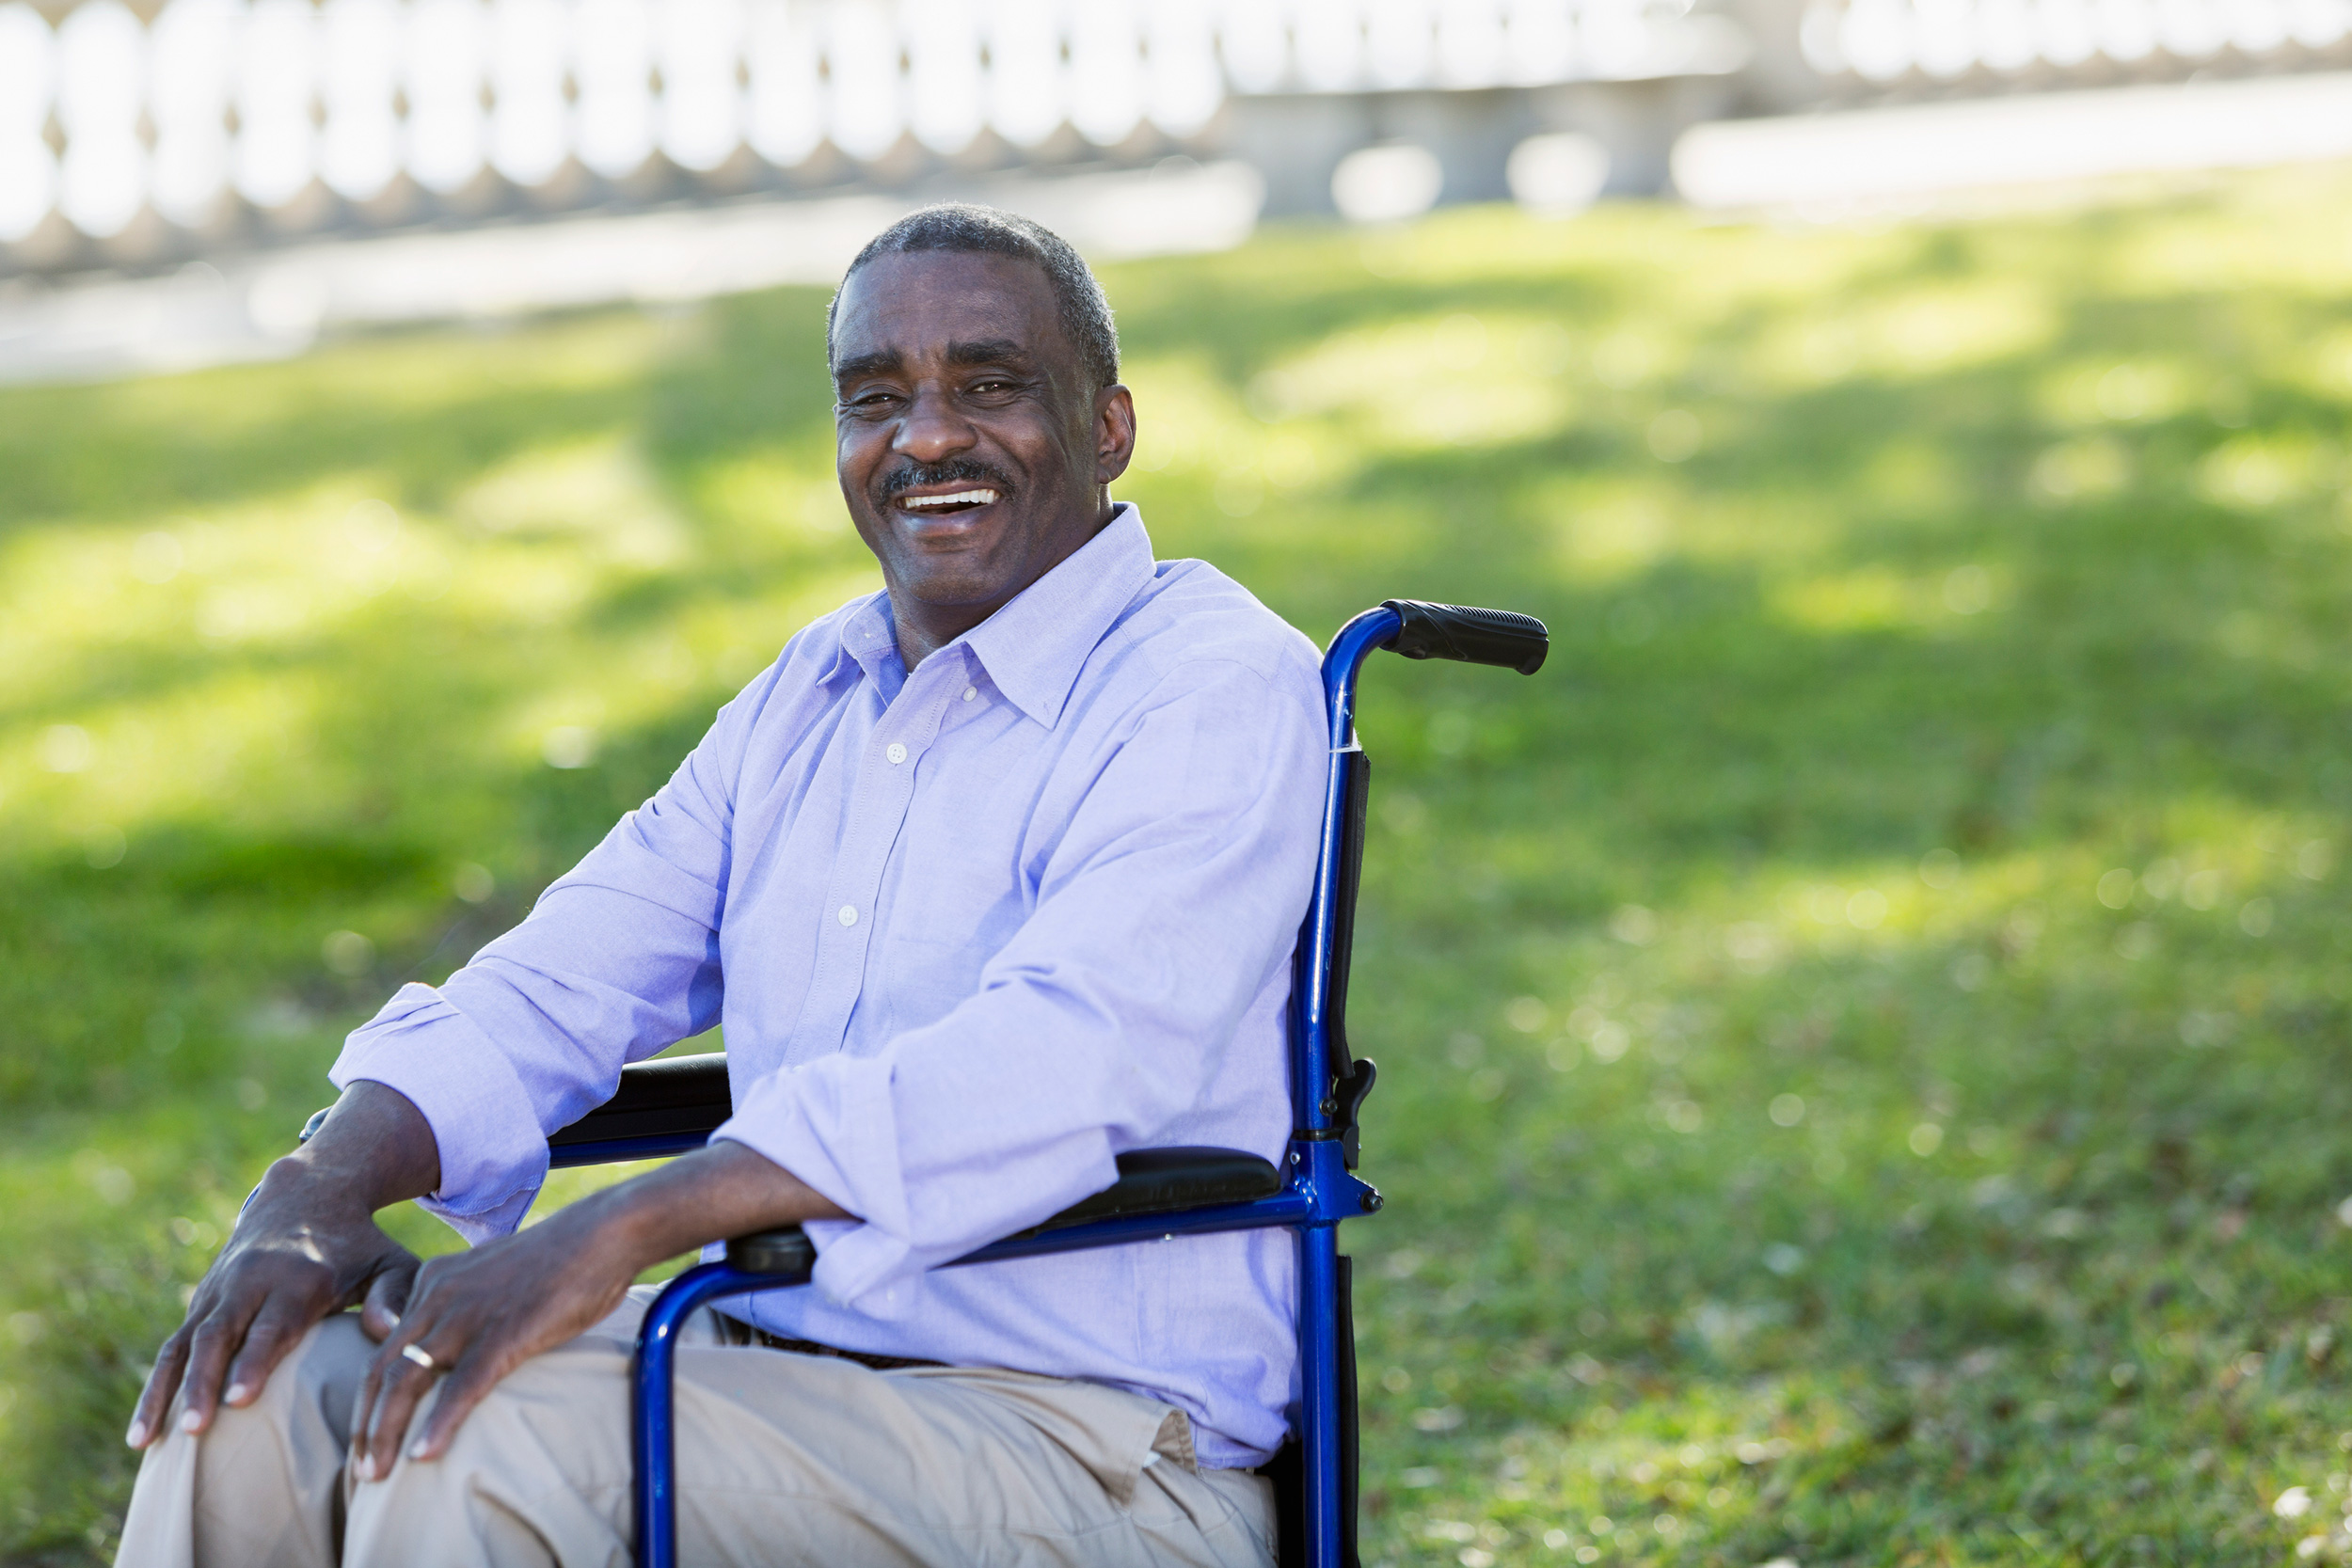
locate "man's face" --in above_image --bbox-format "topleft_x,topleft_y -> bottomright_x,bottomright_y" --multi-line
830,249 -> 1134,636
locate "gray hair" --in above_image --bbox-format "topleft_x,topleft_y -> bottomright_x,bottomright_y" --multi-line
828,204 -> 1120,393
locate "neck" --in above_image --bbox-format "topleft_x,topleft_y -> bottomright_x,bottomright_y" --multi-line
889,499 -> 1118,669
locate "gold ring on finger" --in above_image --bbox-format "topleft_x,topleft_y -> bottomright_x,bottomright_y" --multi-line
400,1343 -> 439,1372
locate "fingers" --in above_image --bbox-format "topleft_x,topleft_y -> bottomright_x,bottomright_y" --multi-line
171,1300 -> 257,1439
350,1345 -> 387,1468
354,1323 -> 461,1482
344,1223 -> 639,1481
406,1344 -> 515,1464
218,1301 -> 310,1409
358,1259 -> 417,1343
127,1196 -> 404,1451
127,1325 -> 193,1449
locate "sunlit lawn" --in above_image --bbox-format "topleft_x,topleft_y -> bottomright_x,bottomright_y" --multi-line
8,172 -> 2352,1565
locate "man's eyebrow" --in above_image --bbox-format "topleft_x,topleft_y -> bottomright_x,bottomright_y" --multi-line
945,339 -> 1031,370
833,349 -> 902,384
833,341 -> 1031,385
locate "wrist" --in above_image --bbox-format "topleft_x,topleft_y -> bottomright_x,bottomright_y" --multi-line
287,1081 -> 443,1210
251,1150 -> 378,1225
569,1179 -> 685,1278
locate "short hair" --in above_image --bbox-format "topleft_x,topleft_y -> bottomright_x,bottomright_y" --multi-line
828,204 -> 1120,393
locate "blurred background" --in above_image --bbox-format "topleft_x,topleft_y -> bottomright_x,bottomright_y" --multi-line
8,5 -> 2352,1566
6,0 -> 2352,377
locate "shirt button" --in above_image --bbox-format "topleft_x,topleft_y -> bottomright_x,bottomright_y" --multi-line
837,904 -> 857,927
962,686 -> 977,703
885,742 -> 907,765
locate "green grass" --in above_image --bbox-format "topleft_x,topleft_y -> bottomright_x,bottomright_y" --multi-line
8,171 -> 2352,1565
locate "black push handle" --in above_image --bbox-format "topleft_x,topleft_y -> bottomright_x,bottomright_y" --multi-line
1381,599 -> 1549,675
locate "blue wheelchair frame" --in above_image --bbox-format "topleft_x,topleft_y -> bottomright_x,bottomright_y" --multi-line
469,598 -> 1544,1567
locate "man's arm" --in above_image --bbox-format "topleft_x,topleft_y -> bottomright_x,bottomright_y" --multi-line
343,1136 -> 846,1481
132,719 -> 744,1446
131,650 -> 808,1451
329,645 -> 815,1248
337,647 -> 1319,1474
128,1075 -> 850,1477
126,1082 -> 439,1449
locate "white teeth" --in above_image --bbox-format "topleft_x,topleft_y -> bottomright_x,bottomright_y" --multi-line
899,488 -> 999,510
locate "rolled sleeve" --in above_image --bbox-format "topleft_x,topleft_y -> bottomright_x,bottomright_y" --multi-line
327,661 -> 781,1243
720,1053 -> 915,1312
329,985 -> 548,1245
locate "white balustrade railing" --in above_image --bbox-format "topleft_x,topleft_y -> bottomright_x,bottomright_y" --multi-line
1800,0 -> 2352,84
0,0 -> 1736,244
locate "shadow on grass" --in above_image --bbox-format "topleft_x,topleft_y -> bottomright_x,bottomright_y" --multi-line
5,189 -> 2352,1562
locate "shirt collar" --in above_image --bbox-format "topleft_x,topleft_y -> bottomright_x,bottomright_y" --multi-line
959,503 -> 1155,730
819,592 -> 906,698
818,503 -> 1154,727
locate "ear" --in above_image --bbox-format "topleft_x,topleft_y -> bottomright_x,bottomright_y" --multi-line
1093,384 -> 1136,485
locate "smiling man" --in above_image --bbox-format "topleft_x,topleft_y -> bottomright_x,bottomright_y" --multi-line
114,206 -> 1325,1567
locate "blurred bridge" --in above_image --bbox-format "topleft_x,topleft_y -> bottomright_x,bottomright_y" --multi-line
1,0 -> 1758,274
5,0 -> 2341,276
1798,0 -> 2352,85
0,0 -> 2346,381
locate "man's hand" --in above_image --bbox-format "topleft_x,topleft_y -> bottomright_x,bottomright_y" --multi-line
351,1138 -> 849,1481
344,1186 -> 642,1480
127,1083 -> 441,1449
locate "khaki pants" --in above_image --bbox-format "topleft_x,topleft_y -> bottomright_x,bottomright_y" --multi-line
116,1289 -> 1276,1568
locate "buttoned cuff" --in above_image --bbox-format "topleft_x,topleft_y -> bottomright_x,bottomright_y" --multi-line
712,1053 -> 918,1321
329,983 -> 551,1247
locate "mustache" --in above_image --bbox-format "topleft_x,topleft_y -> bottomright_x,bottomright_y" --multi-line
877,459 -> 1015,499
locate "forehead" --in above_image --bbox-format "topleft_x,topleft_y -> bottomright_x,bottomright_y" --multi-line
832,249 -> 1070,370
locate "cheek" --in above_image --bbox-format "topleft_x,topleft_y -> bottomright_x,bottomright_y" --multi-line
835,427 -> 894,497
985,414 -> 1083,481
837,413 -> 898,451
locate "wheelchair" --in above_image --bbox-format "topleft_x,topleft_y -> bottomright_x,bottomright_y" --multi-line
305,596 -> 1546,1567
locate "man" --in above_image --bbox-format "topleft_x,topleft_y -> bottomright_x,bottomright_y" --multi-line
115,205 -> 1327,1567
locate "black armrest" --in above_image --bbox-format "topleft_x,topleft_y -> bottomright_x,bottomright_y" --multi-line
301,1053 -> 736,1164
548,1053 -> 733,1148
307,1052 -> 1287,1283
1025,1147 -> 1281,1229
723,1147 -> 1283,1279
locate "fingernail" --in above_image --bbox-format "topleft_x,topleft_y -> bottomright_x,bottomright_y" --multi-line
124,1419 -> 148,1449
408,1439 -> 429,1461
178,1409 -> 203,1433
224,1382 -> 250,1405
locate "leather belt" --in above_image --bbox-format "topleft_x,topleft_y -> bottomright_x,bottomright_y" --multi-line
738,1323 -> 946,1372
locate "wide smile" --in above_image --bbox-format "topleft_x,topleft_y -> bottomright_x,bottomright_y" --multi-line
894,486 -> 1003,517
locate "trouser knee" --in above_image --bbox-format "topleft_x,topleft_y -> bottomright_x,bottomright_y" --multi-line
342,1352 -> 632,1568
115,1313 -> 378,1568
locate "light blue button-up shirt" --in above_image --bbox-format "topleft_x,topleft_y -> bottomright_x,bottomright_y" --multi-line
330,505 -> 1328,1465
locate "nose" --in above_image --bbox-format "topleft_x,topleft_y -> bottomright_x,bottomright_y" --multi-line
892,381 -> 977,466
